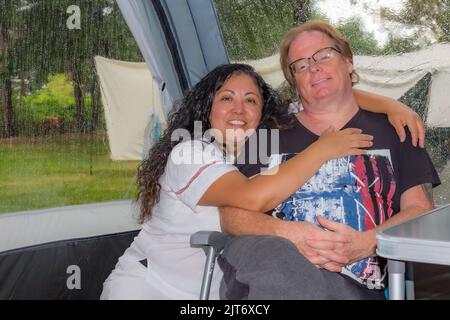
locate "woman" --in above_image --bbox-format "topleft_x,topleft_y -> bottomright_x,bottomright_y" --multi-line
101,63 -> 424,300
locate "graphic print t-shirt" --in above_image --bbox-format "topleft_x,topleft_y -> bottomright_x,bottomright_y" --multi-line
237,109 -> 440,289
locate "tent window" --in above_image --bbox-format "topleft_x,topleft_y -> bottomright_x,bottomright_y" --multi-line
0,1 -> 448,215
214,0 -> 449,205
0,2 -> 144,214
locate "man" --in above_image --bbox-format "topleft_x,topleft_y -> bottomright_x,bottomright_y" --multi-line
218,20 -> 440,299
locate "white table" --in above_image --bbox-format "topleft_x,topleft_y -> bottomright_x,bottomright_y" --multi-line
376,204 -> 450,300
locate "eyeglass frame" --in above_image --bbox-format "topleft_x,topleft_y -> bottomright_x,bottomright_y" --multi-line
288,46 -> 342,75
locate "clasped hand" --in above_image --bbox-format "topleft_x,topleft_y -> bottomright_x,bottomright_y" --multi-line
294,216 -> 376,273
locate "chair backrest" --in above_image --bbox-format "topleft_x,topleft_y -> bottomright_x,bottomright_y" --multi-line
0,230 -> 139,300
0,201 -> 141,300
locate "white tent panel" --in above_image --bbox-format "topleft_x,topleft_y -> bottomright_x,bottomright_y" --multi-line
0,201 -> 140,252
95,56 -> 167,160
242,54 -> 286,89
354,43 -> 449,71
428,71 -> 450,128
242,43 -> 450,128
354,69 -> 429,100
95,45 -> 449,161
353,43 -> 450,127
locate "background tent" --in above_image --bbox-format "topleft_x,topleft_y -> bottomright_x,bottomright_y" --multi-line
354,43 -> 450,128
240,43 -> 450,128
98,43 -> 450,160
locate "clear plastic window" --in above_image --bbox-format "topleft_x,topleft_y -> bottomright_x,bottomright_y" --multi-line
0,2 -> 143,213
215,0 -> 449,205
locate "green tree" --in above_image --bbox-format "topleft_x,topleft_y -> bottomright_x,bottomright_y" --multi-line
381,34 -> 421,55
26,0 -> 141,131
1,0 -> 142,137
336,17 -> 380,55
293,0 -> 312,25
0,0 -> 20,137
23,74 -> 75,120
216,0 -> 294,60
381,0 -> 450,43
216,0 -> 320,60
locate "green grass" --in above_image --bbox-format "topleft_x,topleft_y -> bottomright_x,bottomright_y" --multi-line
0,133 -> 140,213
1,132 -> 449,213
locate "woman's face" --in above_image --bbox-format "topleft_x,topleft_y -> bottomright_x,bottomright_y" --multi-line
209,73 -> 263,144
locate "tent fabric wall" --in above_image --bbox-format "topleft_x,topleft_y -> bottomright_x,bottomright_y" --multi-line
0,230 -> 139,300
186,0 -> 230,71
0,200 -> 140,252
95,56 -> 167,161
353,43 -> 450,128
117,0 -> 181,115
161,0 -> 229,85
244,54 -> 287,89
113,0 -> 229,160
117,0 -> 229,115
0,201 -> 141,299
97,44 -> 450,161
428,71 -> 450,128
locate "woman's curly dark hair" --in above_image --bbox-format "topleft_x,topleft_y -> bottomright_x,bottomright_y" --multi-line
137,63 -> 288,222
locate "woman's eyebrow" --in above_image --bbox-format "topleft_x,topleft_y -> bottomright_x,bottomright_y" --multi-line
217,89 -> 259,97
245,92 -> 261,99
218,89 -> 235,95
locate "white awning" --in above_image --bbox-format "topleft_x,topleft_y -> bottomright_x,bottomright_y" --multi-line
242,43 -> 450,128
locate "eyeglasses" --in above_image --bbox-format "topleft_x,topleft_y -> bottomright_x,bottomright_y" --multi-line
289,47 -> 341,74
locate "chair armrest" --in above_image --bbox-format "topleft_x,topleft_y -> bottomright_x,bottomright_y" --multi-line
190,231 -> 231,300
190,231 -> 230,254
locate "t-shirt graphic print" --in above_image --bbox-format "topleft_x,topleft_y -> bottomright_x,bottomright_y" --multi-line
269,150 -> 396,289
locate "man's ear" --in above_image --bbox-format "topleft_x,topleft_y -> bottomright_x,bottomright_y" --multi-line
295,85 -> 301,98
345,57 -> 354,75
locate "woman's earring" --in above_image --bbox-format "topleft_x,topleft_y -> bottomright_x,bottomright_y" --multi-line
290,87 -> 304,114
288,100 -> 303,114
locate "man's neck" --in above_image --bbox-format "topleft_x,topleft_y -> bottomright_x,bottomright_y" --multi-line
297,94 -> 359,135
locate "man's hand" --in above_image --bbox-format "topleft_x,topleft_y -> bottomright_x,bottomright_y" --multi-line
305,216 -> 377,267
220,206 -> 373,272
305,185 -> 433,269
278,220 -> 350,271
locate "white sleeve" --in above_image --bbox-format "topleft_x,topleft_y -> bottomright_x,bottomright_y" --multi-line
163,140 -> 238,210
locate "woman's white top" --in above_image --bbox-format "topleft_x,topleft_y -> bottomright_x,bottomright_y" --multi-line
112,140 -> 237,299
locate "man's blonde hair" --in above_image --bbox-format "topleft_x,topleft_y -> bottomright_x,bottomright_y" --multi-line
280,19 -> 359,89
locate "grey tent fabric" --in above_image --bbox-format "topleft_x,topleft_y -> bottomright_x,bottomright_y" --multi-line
117,0 -> 180,114
0,230 -> 139,300
0,201 -> 140,252
117,0 -> 229,115
163,0 -> 229,84
0,201 -> 141,300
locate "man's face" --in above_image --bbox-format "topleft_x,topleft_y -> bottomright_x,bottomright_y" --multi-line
288,30 -> 353,106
